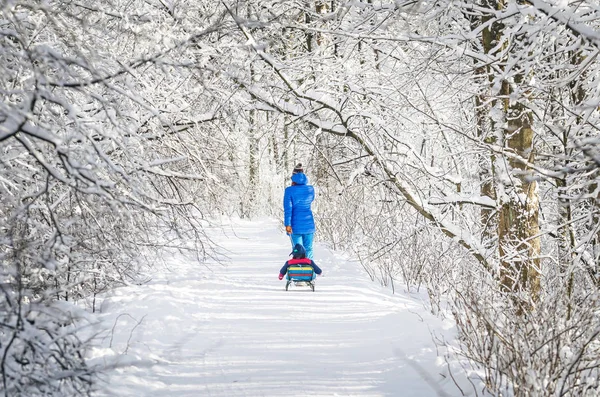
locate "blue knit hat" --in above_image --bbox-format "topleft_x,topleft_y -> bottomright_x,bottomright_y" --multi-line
290,243 -> 306,259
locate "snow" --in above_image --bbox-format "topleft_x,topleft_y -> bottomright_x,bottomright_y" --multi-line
90,218 -> 478,397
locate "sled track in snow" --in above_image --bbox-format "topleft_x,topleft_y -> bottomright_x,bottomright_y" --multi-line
93,219 -> 469,397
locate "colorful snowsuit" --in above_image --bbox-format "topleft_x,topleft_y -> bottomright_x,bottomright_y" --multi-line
279,258 -> 322,279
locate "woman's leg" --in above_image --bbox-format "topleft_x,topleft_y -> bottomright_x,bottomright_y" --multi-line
303,233 -> 314,259
290,234 -> 313,258
290,233 -> 303,249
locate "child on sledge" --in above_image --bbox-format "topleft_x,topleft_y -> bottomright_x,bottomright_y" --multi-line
278,243 -> 322,280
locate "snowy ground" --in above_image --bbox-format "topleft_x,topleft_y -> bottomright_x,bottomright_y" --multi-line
89,218 -> 479,396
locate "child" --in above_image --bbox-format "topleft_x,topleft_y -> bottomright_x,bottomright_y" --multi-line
278,243 -> 322,280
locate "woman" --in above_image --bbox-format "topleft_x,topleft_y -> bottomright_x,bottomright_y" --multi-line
283,163 -> 316,259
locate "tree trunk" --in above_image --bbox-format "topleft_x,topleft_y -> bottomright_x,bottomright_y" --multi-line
498,99 -> 541,305
471,0 -> 541,307
246,4 -> 259,218
473,0 -> 499,243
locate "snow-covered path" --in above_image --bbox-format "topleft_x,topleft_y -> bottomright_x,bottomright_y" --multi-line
92,219 -> 472,396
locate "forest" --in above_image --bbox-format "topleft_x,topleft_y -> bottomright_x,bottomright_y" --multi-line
1,1 -> 600,396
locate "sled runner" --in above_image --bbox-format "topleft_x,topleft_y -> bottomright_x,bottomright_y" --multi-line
285,264 -> 315,292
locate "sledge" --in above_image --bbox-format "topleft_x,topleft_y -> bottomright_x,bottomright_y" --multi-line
285,264 -> 316,292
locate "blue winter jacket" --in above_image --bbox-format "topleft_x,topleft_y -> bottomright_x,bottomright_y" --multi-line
283,173 -> 315,234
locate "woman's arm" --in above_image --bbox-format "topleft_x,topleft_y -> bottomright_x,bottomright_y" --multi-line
283,187 -> 293,227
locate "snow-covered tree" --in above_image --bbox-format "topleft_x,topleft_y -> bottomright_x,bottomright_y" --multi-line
0,1 -> 235,394
218,0 -> 600,394
3,0 -> 600,395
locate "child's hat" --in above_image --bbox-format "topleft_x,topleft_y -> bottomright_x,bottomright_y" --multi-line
290,243 -> 306,259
